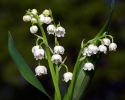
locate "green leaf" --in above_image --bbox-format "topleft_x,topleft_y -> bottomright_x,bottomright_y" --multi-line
8,32 -> 52,100
72,0 -> 115,100
63,0 -> 115,100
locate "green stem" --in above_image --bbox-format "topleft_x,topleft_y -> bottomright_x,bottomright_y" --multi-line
54,65 -> 59,100
35,15 -> 61,100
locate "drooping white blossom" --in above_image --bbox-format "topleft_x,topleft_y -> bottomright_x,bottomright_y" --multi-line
54,46 -> 65,55
63,72 -> 73,82
44,17 -> 52,24
39,14 -> 45,23
32,45 -> 39,54
82,47 -> 92,56
88,44 -> 99,54
34,48 -> 45,60
55,26 -> 66,37
30,25 -> 38,34
83,62 -> 94,71
51,54 -> 62,64
47,24 -> 56,35
102,38 -> 111,46
23,15 -> 31,22
35,66 -> 47,76
99,45 -> 107,54
109,43 -> 117,51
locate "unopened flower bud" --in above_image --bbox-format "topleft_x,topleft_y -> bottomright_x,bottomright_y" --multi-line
43,9 -> 50,17
44,17 -> 52,24
30,25 -> 38,34
102,38 -> 111,46
39,14 -> 45,23
31,18 -> 37,23
32,45 -> 39,54
23,15 -> 31,22
32,9 -> 37,15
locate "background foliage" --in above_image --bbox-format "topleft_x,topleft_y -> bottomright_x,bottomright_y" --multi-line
0,0 -> 125,100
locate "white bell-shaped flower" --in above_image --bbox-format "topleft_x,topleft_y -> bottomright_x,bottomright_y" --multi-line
47,24 -> 56,35
31,18 -> 37,23
63,72 -> 73,82
51,54 -> 62,64
88,44 -> 99,54
39,14 -> 45,23
23,15 -> 31,22
30,25 -> 38,34
102,38 -> 111,46
34,48 -> 45,60
54,46 -> 65,55
82,47 -> 92,56
55,26 -> 66,37
83,62 -> 94,71
109,43 -> 117,51
32,9 -> 38,15
35,66 -> 47,76
99,45 -> 107,54
32,45 -> 39,54
44,17 -> 52,24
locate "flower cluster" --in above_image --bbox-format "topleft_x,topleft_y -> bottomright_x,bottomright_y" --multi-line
23,9 -> 117,83
82,34 -> 117,71
23,9 -> 72,82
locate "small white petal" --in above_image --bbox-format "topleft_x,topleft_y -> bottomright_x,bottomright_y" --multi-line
83,63 -> 94,71
63,72 -> 73,82
109,43 -> 117,51
35,66 -> 47,76
30,25 -> 38,34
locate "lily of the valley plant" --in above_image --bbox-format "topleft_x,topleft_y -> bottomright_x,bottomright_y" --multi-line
8,0 -> 116,100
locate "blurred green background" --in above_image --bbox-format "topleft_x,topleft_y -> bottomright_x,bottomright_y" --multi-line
0,0 -> 125,100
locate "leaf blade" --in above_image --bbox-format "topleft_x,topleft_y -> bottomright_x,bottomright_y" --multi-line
72,0 -> 115,100
8,32 -> 52,100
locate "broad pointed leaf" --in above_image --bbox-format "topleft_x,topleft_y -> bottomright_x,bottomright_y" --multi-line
63,0 -> 115,100
72,0 -> 115,100
8,32 -> 52,100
